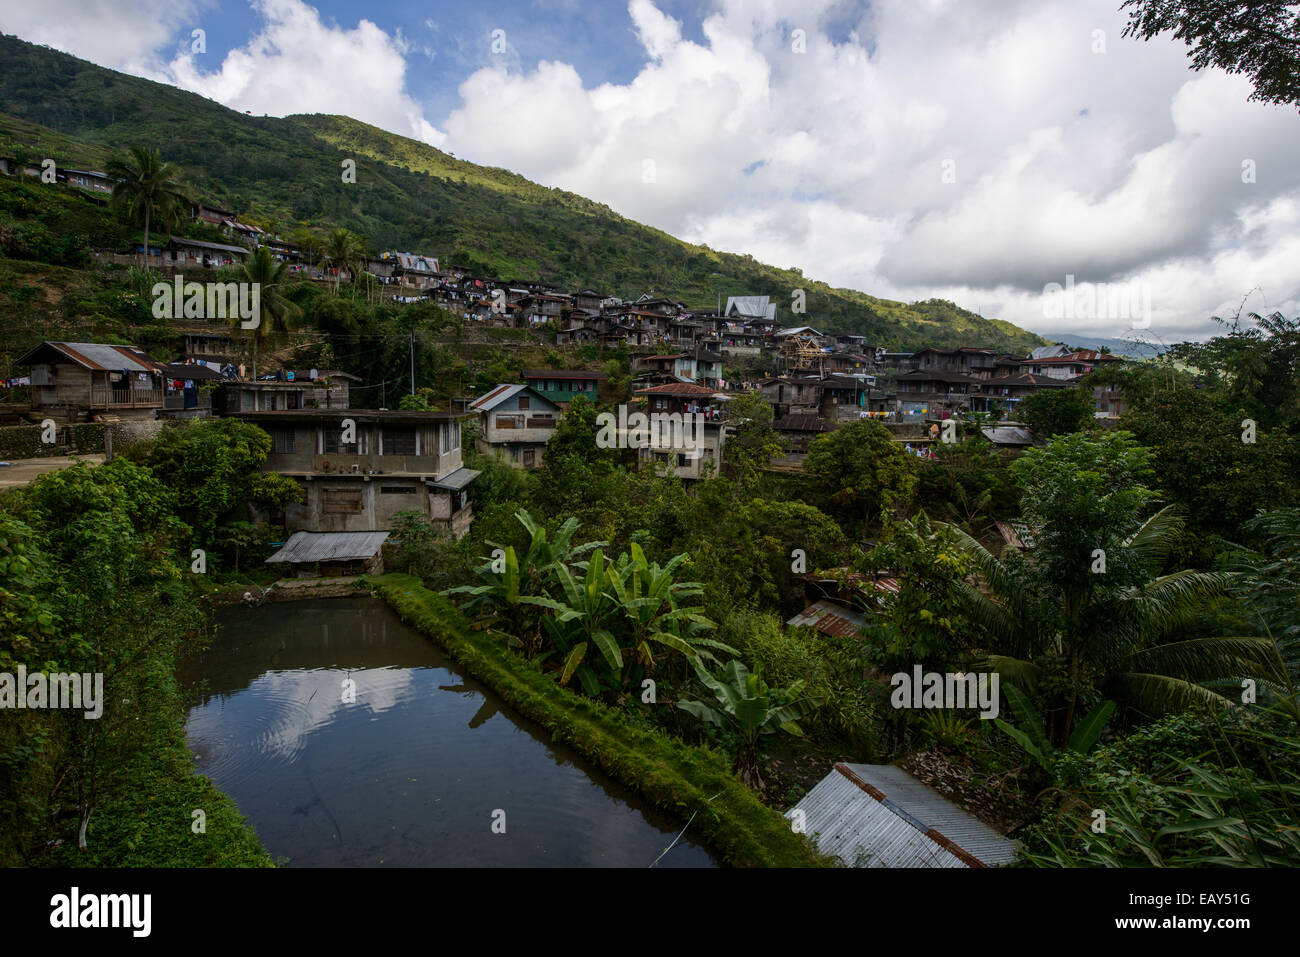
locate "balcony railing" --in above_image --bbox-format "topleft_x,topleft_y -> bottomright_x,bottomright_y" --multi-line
90,386 -> 163,408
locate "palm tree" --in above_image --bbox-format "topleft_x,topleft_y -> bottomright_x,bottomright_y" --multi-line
287,228 -> 323,268
322,227 -> 364,291
106,146 -> 190,260
944,507 -> 1281,745
234,246 -> 303,379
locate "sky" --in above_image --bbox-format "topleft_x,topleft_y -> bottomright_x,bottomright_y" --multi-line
3,0 -> 1299,343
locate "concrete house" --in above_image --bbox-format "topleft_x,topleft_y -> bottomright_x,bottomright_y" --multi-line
17,341 -> 164,420
217,370 -> 359,413
469,384 -> 560,469
235,409 -> 479,538
632,382 -> 727,481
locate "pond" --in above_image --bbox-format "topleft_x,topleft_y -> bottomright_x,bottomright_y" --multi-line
180,596 -> 716,868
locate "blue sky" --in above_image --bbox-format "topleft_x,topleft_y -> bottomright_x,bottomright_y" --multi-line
2,0 -> 1299,341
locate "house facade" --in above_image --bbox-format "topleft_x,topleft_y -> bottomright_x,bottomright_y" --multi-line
632,382 -> 726,481
17,341 -> 164,420
521,369 -> 608,407
234,410 -> 478,538
469,384 -> 560,469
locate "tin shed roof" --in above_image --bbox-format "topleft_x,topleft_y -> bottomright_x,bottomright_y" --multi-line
790,763 -> 1018,867
17,341 -> 162,373
266,531 -> 389,564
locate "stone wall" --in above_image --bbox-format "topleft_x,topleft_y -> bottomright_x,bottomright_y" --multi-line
0,419 -> 164,460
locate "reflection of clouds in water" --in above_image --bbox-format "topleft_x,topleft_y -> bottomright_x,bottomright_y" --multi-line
249,667 -> 418,762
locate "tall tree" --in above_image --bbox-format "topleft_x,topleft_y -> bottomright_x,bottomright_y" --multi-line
106,146 -> 190,260
322,227 -> 365,292
947,432 -> 1279,744
1121,0 -> 1300,109
235,245 -> 303,379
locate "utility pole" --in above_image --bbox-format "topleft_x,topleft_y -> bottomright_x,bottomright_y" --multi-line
409,326 -> 415,396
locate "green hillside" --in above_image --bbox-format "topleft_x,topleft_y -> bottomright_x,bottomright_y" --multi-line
0,33 -> 1044,352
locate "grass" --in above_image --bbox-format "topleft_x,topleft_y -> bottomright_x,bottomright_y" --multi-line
369,573 -> 831,868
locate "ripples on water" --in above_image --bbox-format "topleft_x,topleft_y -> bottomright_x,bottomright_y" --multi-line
181,597 -> 716,868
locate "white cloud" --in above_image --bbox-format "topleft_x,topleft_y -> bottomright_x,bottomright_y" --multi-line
0,0 -> 204,73
440,0 -> 1300,340
162,0 -> 445,146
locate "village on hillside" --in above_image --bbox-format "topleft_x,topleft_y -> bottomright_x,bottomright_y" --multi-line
1,0 -> 1296,888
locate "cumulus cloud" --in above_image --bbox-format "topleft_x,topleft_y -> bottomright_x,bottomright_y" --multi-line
440,0 -> 1300,340
163,0 -> 445,145
6,0 -> 1299,340
0,0 -> 205,73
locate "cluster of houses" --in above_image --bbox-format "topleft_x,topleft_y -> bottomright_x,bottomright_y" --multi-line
4,163 -> 1127,577
13,323 -> 1123,579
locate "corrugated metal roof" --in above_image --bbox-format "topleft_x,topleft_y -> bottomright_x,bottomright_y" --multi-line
981,426 -> 1034,445
266,531 -> 388,564
37,342 -> 161,373
427,467 -> 480,491
470,383 -> 528,411
786,600 -> 866,637
790,763 -> 1017,867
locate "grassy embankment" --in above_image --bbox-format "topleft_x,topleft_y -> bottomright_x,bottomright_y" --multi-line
370,573 -> 830,868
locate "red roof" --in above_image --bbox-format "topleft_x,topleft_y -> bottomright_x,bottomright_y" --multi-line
634,383 -> 719,397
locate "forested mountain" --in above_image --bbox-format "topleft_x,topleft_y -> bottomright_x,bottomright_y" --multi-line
0,33 -> 1043,352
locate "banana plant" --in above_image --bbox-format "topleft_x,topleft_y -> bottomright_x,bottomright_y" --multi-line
995,682 -> 1115,772
443,509 -> 606,649
677,660 -> 816,792
607,543 -> 736,673
520,548 -> 624,695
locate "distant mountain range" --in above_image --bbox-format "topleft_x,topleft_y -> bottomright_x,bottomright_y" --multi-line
0,33 -> 1046,353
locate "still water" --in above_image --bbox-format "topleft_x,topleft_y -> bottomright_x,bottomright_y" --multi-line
181,597 -> 716,867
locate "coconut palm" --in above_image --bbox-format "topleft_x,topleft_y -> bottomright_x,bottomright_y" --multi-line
944,507 -> 1282,745
322,227 -> 365,291
106,146 -> 190,260
234,246 -> 302,379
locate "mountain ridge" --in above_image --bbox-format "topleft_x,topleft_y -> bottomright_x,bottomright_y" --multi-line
0,33 -> 1045,351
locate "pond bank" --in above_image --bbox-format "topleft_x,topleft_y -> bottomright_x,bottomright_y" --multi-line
368,573 -> 830,868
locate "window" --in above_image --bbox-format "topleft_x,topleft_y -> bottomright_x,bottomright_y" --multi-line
517,395 -> 530,411
272,429 -> 295,454
324,432 -> 358,454
523,449 -> 535,468
384,428 -> 416,456
380,486 -> 416,495
495,415 -> 520,430
323,488 -> 363,513
441,420 -> 461,452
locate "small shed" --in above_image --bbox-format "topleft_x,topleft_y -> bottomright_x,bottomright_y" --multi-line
981,426 -> 1034,448
790,763 -> 1018,868
266,530 -> 389,577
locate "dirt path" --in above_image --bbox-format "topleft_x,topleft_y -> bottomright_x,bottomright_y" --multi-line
0,454 -> 105,489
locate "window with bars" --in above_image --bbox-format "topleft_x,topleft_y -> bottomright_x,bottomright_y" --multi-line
272,429 -> 295,453
384,428 -> 416,456
324,432 -> 358,454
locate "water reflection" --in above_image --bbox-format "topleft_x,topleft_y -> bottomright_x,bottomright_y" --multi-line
181,597 -> 716,868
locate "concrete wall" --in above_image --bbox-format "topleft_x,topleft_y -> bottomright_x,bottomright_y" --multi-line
283,476 -> 435,532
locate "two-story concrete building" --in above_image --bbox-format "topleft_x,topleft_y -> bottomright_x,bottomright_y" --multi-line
469,384 -> 560,469
235,409 -> 478,538
631,382 -> 726,481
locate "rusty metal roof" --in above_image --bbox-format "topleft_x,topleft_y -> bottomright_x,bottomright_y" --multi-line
789,763 -> 1018,868
786,600 -> 867,637
18,341 -> 162,373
